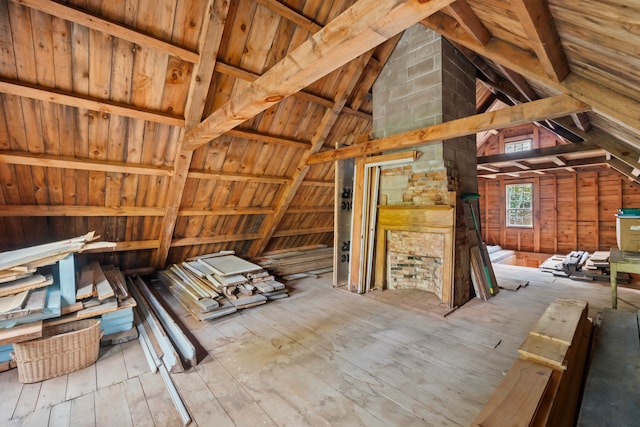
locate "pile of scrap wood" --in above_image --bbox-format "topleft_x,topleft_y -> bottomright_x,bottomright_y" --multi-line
472,298 -> 592,427
469,244 -> 499,300
158,251 -> 288,321
0,233 -> 137,371
253,246 -> 333,280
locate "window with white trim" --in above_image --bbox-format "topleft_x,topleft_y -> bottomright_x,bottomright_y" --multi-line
505,138 -> 532,153
506,183 -> 533,227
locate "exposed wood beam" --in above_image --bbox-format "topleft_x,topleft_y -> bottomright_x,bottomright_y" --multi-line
249,53 -> 376,256
478,155 -> 607,177
309,95 -> 590,164
213,62 -> 371,120
183,0 -> 455,151
552,117 -> 640,172
12,0 -> 200,63
154,0 -> 230,269
477,140 -> 599,164
511,0 -> 569,82
286,206 -> 334,214
607,157 -> 640,186
187,170 -> 291,185
422,12 -> 640,138
511,161 -> 530,170
170,233 -> 263,247
349,34 -> 402,111
0,151 -> 173,176
254,0 -> 321,33
551,156 -> 566,166
571,113 -> 592,132
445,0 -> 490,45
227,128 -> 310,150
494,64 -> 538,102
0,205 -> 165,216
177,207 -> 275,216
272,226 -> 334,238
0,77 -> 184,126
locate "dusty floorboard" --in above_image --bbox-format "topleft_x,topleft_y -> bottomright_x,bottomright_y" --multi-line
1,264 -> 639,426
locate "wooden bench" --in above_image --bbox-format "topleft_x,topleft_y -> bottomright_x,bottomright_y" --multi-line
577,308 -> 640,426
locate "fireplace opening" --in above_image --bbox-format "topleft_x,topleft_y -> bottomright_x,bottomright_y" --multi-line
387,230 -> 444,298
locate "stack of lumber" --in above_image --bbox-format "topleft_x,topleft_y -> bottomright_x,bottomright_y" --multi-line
469,245 -> 499,301
253,246 -> 333,280
583,251 -> 610,270
158,251 -> 288,321
129,276 -> 192,425
0,234 -> 137,371
577,308 -> 640,425
472,298 -> 592,427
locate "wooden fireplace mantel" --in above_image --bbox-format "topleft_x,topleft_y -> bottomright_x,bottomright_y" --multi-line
375,204 -> 456,307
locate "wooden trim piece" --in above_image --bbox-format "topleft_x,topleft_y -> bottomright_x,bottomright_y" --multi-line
286,206 -> 334,214
445,0 -> 490,45
511,0 -> 569,82
183,0 -> 455,150
300,180 -> 334,187
227,128 -> 310,149
0,77 -> 184,126
87,240 -> 159,252
154,0 -> 231,269
170,233 -> 263,247
608,158 -> 640,186
177,207 -> 275,216
187,170 -> 291,185
0,205 -> 165,217
272,226 -> 334,238
422,12 -> 640,137
308,95 -> 591,164
254,0 -> 321,33
0,151 -> 172,176
13,0 -> 199,63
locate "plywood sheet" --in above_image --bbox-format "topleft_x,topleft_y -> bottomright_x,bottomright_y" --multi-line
199,255 -> 262,276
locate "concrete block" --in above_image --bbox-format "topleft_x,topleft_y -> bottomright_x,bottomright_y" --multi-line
408,58 -> 436,81
388,81 -> 414,102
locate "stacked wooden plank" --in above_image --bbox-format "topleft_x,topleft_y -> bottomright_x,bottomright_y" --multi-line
159,251 -> 288,321
253,246 -> 333,280
0,234 -> 138,371
472,298 -> 592,427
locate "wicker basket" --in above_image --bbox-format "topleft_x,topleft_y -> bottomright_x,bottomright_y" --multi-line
12,319 -> 102,383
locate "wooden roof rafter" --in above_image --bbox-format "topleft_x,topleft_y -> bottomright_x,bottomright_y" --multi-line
478,156 -> 608,178
0,151 -> 173,177
154,0 -> 231,268
421,12 -> 640,137
445,0 -> 490,45
183,0 -> 456,151
510,0 -> 569,82
12,0 -> 200,63
0,77 -> 185,126
213,62 -> 371,120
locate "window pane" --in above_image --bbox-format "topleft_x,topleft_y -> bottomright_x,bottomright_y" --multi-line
506,183 -> 533,227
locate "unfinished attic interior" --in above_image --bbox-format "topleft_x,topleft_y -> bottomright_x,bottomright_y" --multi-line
1,0 -> 640,425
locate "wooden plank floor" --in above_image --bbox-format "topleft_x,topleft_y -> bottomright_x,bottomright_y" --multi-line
2,264 -> 639,426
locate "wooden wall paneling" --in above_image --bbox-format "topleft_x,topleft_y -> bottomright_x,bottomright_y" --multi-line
597,170 -> 621,249
533,176 -> 540,252
572,174 -> 578,249
499,180 -> 506,247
